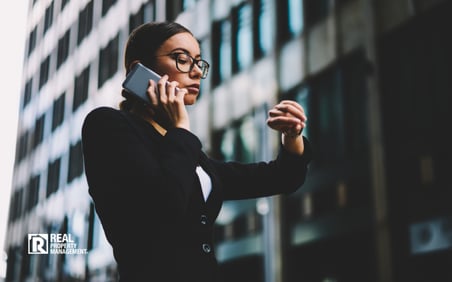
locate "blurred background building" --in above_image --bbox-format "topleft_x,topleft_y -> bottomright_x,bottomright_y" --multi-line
3,0 -> 452,281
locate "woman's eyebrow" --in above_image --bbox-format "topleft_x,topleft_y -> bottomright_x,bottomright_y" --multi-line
169,47 -> 201,58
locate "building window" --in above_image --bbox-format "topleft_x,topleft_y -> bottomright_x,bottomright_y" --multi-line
288,0 -> 304,35
254,0 -> 275,58
28,26 -> 37,55
233,2 -> 253,72
57,29 -> 70,69
166,0 -> 183,21
309,69 -> 345,165
129,2 -> 155,33
26,175 -> 40,212
72,65 -> 90,111
294,86 -> 311,139
183,0 -> 197,10
212,105 -> 268,163
285,52 -> 368,166
32,114 -> 46,149
17,189 -> 24,219
43,1 -> 54,34
277,0 -> 305,43
87,203 -> 101,250
102,0 -> 117,16
67,140 -> 84,183
304,0 -> 330,27
8,189 -> 24,222
46,158 -> 61,197
212,19 -> 232,86
52,93 -> 65,131
8,192 -> 15,222
61,0 -> 69,11
77,1 -> 93,44
98,34 -> 119,88
23,78 -> 33,108
16,131 -> 30,162
129,6 -> 145,33
39,55 -> 51,89
340,51 -> 369,161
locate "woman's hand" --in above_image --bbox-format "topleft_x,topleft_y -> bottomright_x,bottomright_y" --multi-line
267,100 -> 307,155
147,75 -> 190,131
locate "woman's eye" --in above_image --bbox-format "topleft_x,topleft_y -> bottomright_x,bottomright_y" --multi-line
177,57 -> 189,65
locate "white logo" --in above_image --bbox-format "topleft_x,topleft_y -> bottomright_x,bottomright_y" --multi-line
28,234 -> 49,254
27,233 -> 88,255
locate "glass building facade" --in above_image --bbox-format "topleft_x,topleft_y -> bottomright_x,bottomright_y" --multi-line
4,0 -> 452,281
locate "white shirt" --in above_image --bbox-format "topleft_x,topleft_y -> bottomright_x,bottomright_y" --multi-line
196,166 -> 212,202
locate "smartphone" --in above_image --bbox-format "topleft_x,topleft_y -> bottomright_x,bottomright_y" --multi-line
122,63 -> 163,105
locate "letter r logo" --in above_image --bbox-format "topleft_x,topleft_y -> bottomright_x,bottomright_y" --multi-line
28,234 -> 49,254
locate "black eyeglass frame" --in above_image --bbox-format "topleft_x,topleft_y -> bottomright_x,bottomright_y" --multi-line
157,52 -> 210,79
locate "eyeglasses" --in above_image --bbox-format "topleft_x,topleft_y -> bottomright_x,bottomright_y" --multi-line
159,52 -> 210,79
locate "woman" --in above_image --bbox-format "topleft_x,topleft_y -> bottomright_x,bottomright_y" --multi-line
82,21 -> 311,282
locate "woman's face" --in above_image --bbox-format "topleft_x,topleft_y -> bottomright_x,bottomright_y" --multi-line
154,32 -> 204,105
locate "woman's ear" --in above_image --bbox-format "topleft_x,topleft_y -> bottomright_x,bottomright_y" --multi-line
127,60 -> 141,74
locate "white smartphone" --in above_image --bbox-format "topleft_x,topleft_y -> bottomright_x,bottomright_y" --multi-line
122,63 -> 162,105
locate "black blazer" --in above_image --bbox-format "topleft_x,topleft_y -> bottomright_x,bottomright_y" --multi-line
81,107 -> 311,282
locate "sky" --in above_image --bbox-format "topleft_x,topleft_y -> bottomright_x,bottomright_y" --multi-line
0,1 -> 28,277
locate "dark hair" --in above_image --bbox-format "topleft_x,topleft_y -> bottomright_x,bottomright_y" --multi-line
121,21 -> 193,111
124,21 -> 192,74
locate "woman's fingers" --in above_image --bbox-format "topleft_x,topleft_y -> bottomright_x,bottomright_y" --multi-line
157,75 -> 169,104
267,115 -> 301,128
147,80 -> 158,106
274,101 -> 306,122
175,87 -> 188,102
166,81 -> 179,103
149,75 -> 189,129
267,100 -> 307,135
155,75 -> 181,105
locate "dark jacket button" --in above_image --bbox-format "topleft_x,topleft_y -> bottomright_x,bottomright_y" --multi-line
202,243 -> 211,253
200,215 -> 208,225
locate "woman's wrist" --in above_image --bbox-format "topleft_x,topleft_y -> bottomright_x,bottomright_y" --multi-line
281,133 -> 304,155
175,119 -> 190,131
282,128 -> 302,138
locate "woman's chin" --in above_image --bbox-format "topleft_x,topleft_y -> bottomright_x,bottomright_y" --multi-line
184,94 -> 198,105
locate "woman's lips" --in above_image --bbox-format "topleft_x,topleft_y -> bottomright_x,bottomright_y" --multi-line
186,85 -> 200,94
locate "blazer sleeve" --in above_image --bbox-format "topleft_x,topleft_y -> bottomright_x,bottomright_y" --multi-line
210,137 -> 312,200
